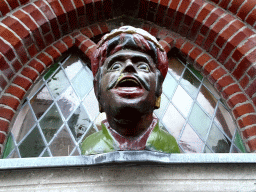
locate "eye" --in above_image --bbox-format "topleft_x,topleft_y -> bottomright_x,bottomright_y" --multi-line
138,63 -> 150,72
110,63 -> 122,71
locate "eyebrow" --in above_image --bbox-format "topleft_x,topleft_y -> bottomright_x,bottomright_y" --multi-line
107,54 -> 151,67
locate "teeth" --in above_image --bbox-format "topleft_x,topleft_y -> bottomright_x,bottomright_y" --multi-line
120,79 -> 138,84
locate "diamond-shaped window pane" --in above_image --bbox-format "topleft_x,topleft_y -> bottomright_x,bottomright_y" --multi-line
162,72 -> 177,99
83,89 -> 99,121
39,104 -> 63,142
162,103 -> 185,139
2,134 -> 15,158
30,86 -> 53,119
207,123 -> 231,153
72,68 -> 93,99
168,58 -> 185,80
189,103 -> 211,141
57,86 -> 80,119
63,55 -> 83,80
47,69 -> 70,98
19,126 -> 45,158
11,103 -> 36,144
49,126 -> 75,156
68,105 -> 91,141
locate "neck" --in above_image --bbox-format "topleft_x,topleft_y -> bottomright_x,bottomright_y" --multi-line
106,113 -> 154,138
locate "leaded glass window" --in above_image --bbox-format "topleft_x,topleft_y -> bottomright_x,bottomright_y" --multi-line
2,52 -> 246,158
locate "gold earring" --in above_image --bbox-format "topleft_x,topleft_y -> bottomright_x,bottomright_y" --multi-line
155,96 -> 161,109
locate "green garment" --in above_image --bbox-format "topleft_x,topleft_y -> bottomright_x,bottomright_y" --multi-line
81,122 -> 180,155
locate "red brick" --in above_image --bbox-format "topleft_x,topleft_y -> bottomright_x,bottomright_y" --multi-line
46,0 -> 67,24
224,58 -> 236,72
203,60 -> 219,76
85,46 -> 96,59
181,42 -> 194,57
247,138 -> 256,152
13,76 -> 32,90
184,0 -> 202,26
27,44 -> 38,58
195,34 -> 204,46
90,24 -> 101,37
103,0 -> 112,19
209,67 -> 227,84
0,96 -> 20,111
29,59 -> 45,74
94,0 -> 104,21
62,36 -> 74,48
0,120 -> 9,132
239,75 -> 249,89
160,0 -> 170,6
45,46 -> 61,61
0,25 -> 20,51
34,0 -> 61,39
0,56 -> 14,79
159,40 -> 171,53
53,41 -> 68,54
238,115 -> 256,128
242,126 -> 256,139
233,103 -> 255,119
228,0 -> 244,14
222,84 -> 242,99
233,49 -> 256,80
0,39 -> 15,61
73,0 -> 84,16
238,0 -> 255,21
232,37 -> 256,62
175,38 -> 185,50
0,107 -> 15,121
248,66 -> 256,79
12,60 -> 22,72
75,35 -> 88,47
0,76 -> 7,90
215,75 -> 235,91
36,52 -> 53,67
21,67 -> 38,81
246,9 -> 256,26
210,45 -> 219,59
6,85 -> 26,100
253,97 -> 256,107
98,22 -> 109,34
23,4 -> 50,34
227,93 -> 248,108
19,0 -> 29,5
6,0 -> 19,9
195,53 -> 211,71
13,10 -> 38,31
0,132 -> 6,144
0,1 -> 11,16
188,47 -> 202,63
150,27 -> 159,37
85,0 -> 94,23
163,36 -> 175,47
59,0 -> 76,24
246,79 -> 256,97
80,27 -> 93,38
44,33 -> 55,46
155,4 -> 166,24
32,28 -> 46,51
219,0 -> 230,9
80,39 -> 95,53
200,8 -> 225,36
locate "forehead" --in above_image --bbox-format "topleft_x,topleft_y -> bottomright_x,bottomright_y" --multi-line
104,50 -> 154,64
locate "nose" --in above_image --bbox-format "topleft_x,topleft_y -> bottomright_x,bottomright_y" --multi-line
122,60 -> 136,73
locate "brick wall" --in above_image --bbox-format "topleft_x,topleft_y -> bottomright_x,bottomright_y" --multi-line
0,0 -> 255,154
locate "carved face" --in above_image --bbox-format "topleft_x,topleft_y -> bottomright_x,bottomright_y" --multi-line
95,50 -> 161,120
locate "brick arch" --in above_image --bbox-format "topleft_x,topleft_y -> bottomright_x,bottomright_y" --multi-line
0,0 -> 256,153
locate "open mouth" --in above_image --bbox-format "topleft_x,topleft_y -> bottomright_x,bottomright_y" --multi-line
112,77 -> 144,98
116,78 -> 142,88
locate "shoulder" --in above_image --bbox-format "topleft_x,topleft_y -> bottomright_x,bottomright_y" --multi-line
147,124 -> 180,153
81,130 -> 115,155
